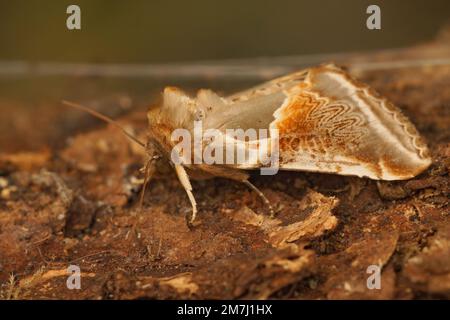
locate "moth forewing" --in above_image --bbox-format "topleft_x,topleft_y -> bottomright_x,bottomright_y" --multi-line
268,64 -> 432,180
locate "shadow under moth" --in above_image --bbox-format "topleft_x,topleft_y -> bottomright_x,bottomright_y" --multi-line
64,63 -> 431,227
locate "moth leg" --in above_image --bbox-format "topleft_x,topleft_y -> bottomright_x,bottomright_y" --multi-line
137,154 -> 161,211
129,156 -> 157,240
174,164 -> 198,227
242,180 -> 275,217
138,158 -> 152,213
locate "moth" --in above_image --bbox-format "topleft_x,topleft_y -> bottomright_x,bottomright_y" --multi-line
64,63 -> 432,226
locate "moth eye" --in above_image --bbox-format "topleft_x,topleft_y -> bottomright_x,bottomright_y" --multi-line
194,110 -> 205,121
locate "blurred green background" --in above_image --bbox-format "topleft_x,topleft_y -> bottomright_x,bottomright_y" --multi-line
0,0 -> 449,63
0,0 -> 449,152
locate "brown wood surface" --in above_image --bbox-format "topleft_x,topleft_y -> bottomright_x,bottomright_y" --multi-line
0,32 -> 449,299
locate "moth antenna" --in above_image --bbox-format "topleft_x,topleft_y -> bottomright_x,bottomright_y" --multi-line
242,180 -> 275,217
62,100 -> 146,148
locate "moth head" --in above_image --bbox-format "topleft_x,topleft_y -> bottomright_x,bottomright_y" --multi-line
145,87 -> 205,161
153,87 -> 204,127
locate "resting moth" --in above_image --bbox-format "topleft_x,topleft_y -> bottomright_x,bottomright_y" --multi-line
65,63 -> 432,226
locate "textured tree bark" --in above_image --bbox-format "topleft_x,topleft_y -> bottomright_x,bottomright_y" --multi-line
0,31 -> 449,299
